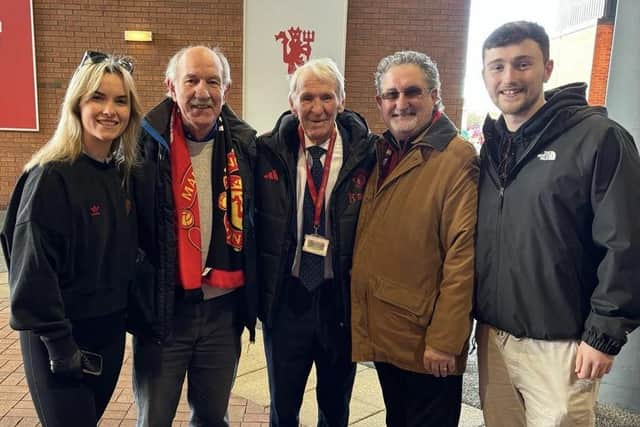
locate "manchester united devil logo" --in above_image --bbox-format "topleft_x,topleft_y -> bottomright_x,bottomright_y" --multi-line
275,26 -> 316,74
218,149 -> 243,251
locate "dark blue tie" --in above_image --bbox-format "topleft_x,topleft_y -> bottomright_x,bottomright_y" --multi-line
299,145 -> 327,291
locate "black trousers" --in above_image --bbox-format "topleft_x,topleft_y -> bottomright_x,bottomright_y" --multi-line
132,291 -> 241,427
263,278 -> 356,427
20,312 -> 126,427
375,362 -> 463,427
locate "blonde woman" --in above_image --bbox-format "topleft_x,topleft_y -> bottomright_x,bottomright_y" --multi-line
1,51 -> 141,426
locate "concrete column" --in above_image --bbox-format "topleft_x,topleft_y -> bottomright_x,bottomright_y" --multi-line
599,0 -> 640,412
606,0 -> 640,148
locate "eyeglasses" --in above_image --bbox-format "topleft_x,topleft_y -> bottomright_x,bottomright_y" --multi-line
380,86 -> 433,101
78,50 -> 135,74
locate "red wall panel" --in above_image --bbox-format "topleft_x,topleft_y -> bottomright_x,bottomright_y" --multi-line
0,0 -> 39,131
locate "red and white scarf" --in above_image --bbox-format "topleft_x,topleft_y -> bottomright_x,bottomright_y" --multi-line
169,106 -> 245,292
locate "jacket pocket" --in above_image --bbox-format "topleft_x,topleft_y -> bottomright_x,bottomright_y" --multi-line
372,276 -> 434,327
255,209 -> 288,255
126,250 -> 157,337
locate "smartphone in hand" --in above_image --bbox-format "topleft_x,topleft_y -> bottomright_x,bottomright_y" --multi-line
80,350 -> 103,376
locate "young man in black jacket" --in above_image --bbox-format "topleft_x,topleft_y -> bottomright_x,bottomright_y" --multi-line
475,21 -> 640,426
255,58 -> 375,427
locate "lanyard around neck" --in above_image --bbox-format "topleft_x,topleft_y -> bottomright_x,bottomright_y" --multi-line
298,125 -> 337,233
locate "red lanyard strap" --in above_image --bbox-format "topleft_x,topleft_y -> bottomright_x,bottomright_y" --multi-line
298,125 -> 337,232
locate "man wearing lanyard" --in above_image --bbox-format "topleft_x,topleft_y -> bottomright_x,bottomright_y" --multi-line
255,58 -> 376,426
350,51 -> 478,426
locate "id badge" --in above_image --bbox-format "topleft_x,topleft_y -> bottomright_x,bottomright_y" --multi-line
302,234 -> 330,257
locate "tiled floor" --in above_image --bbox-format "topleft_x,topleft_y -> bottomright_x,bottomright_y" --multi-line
0,269 -> 486,427
0,297 -> 270,427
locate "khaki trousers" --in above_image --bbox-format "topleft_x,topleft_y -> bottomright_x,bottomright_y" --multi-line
476,323 -> 599,427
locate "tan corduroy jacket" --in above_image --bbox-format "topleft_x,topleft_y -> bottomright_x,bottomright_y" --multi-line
351,113 -> 478,375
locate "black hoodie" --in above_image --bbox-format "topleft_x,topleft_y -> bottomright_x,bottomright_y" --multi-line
475,83 -> 640,355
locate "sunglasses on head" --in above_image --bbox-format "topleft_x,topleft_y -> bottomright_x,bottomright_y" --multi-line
380,86 -> 433,101
79,50 -> 134,74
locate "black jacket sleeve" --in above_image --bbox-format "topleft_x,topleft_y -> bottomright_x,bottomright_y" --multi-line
583,125 -> 640,355
8,166 -> 78,359
1,173 -> 30,269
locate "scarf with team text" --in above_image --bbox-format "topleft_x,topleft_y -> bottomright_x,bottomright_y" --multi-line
170,106 -> 245,293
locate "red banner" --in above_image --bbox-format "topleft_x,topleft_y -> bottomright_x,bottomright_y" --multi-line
0,0 -> 39,131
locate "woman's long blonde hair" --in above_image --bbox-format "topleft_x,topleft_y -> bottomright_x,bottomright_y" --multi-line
25,54 -> 142,179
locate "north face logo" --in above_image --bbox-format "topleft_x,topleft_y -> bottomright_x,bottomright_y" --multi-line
263,169 -> 279,181
537,150 -> 556,161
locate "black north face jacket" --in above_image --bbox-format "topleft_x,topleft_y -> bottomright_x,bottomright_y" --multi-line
474,83 -> 640,355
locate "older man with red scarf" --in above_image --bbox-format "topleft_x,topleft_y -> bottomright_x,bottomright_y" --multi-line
129,45 -> 257,427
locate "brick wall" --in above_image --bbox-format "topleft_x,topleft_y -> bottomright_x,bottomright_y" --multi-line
0,0 -> 470,207
345,0 -> 470,134
588,18 -> 614,106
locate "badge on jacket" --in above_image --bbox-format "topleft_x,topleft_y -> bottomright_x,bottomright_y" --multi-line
302,234 -> 329,257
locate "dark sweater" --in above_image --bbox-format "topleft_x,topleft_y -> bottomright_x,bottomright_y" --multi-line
6,154 -> 136,358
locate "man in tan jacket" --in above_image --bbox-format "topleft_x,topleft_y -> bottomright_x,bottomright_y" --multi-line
351,50 -> 478,427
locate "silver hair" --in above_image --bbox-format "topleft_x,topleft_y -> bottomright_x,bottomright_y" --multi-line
164,45 -> 231,96
374,50 -> 443,111
288,58 -> 345,104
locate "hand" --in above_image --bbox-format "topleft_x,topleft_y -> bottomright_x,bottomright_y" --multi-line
423,345 -> 456,378
49,350 -> 84,380
575,341 -> 614,380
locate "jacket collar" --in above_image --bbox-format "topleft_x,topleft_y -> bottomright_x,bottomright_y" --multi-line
482,82 -> 604,166
481,82 -> 609,187
144,97 -> 174,139
374,113 -> 458,195
142,98 -> 256,155
483,82 -> 596,146
262,109 -> 372,160
381,111 -> 458,153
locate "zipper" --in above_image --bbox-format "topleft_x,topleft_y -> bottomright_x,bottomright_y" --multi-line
329,190 -> 347,325
262,143 -> 296,315
485,143 -> 506,324
481,136 -> 511,325
495,184 -> 504,323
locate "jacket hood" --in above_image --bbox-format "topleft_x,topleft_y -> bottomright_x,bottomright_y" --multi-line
142,98 -> 256,156
144,97 -> 174,136
484,82 -> 606,146
261,109 -> 371,153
